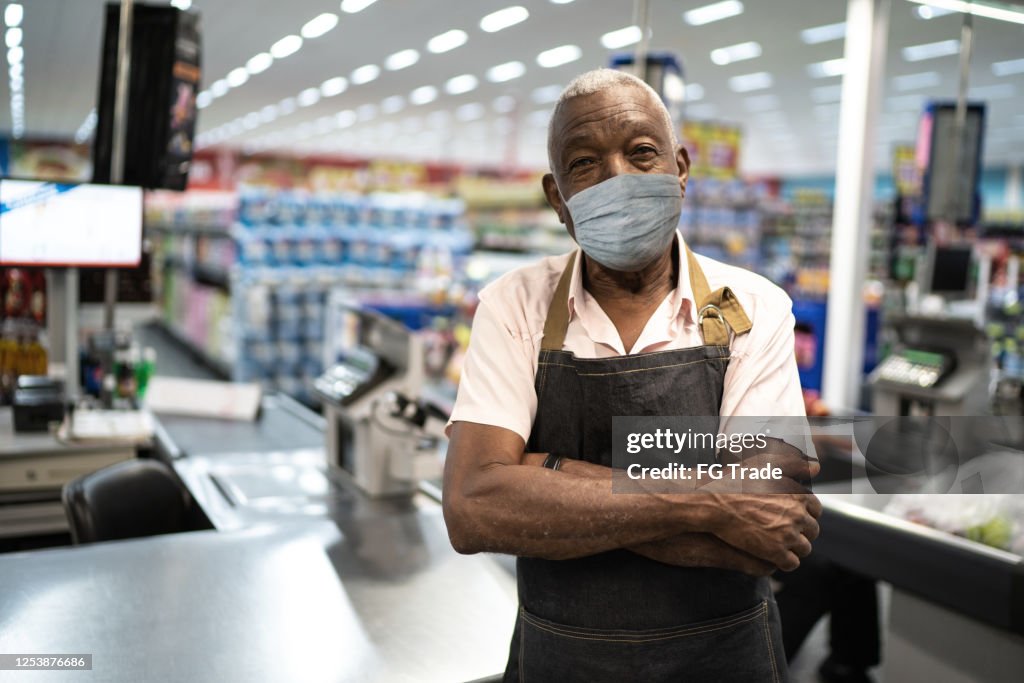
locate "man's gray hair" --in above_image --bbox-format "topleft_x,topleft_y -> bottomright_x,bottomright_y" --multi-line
547,68 -> 678,170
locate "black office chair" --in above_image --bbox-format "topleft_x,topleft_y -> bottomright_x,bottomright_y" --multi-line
62,459 -> 201,544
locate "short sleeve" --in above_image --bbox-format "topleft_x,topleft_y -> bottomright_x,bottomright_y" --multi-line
446,298 -> 538,443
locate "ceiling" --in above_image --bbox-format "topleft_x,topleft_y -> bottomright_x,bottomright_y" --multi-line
4,0 -> 1024,175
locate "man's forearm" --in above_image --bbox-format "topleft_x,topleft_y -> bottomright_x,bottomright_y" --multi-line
552,456 -> 770,572
445,462 -> 718,560
631,534 -> 774,575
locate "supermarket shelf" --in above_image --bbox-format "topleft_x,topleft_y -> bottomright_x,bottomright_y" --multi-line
163,256 -> 232,293
147,221 -> 234,238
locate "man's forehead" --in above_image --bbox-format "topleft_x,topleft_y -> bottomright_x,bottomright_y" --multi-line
554,86 -> 661,132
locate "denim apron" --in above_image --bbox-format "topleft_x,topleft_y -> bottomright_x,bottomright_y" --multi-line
504,246 -> 787,682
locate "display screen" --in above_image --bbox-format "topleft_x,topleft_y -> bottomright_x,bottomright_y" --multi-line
921,103 -> 984,223
930,246 -> 972,294
0,179 -> 144,267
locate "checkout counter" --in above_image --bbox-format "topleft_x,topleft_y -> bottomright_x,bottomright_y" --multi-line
1,310 -> 1022,682
0,315 -> 518,683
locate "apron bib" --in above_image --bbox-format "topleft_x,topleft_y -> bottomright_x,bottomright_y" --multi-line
504,246 -> 787,682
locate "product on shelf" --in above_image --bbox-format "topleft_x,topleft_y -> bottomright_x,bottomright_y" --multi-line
148,187 -> 474,404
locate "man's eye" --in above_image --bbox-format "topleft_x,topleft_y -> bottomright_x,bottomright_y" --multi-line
569,158 -> 594,171
633,145 -> 657,156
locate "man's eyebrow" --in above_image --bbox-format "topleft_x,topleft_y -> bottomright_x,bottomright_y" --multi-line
557,119 -> 669,162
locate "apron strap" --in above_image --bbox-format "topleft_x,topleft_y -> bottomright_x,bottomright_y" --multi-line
538,245 -> 752,351
685,245 -> 752,346
540,251 -> 577,351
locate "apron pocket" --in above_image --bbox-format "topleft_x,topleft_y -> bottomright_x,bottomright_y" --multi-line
517,600 -> 783,683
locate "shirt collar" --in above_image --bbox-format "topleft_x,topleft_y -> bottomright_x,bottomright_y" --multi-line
566,230 -> 696,325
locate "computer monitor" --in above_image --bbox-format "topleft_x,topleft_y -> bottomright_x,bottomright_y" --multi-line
926,244 -> 973,295
0,179 -> 143,267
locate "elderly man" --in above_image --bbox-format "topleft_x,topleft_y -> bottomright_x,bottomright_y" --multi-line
443,69 -> 820,682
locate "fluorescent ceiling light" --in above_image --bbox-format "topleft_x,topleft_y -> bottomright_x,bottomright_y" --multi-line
336,110 -> 357,128
968,83 -> 1016,98
7,46 -> 22,64
811,84 -> 843,103
226,67 -> 249,88
537,44 -> 581,68
456,102 -> 485,121
315,116 -> 335,134
807,58 -> 846,78
427,29 -> 467,54
710,41 -> 761,66
684,1 -> 744,26
800,21 -> 846,44
531,84 -> 563,104
906,1 -> 1024,25
410,85 -> 438,105
744,94 -> 779,111
341,0 -> 379,13
728,71 -> 773,92
246,52 -> 273,75
243,113 -> 261,130
685,83 -> 705,101
357,103 -> 377,120
4,4 -> 23,27
381,95 -> 405,113
277,97 -> 298,115
210,79 -> 229,97
480,6 -> 529,33
993,57 -> 1024,76
259,105 -> 278,122
893,71 -> 940,90
350,63 -> 380,84
915,4 -> 957,18
429,110 -> 452,125
270,35 -> 303,59
196,91 -> 213,109
320,76 -> 348,97
5,28 -> 22,48
550,0 -> 576,4
301,13 -> 339,39
902,39 -> 960,61
493,95 -> 517,113
445,74 -> 479,95
170,0 -> 192,10
385,48 -> 420,71
601,25 -> 641,49
486,60 -> 526,83
664,73 -> 684,101
297,87 -> 321,107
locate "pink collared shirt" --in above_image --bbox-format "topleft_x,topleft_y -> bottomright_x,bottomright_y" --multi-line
448,232 -> 805,443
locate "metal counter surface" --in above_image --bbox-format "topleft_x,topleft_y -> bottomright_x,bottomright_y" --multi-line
152,394 -> 325,459
815,488 -> 1024,633
0,521 -> 515,682
152,394 -> 519,682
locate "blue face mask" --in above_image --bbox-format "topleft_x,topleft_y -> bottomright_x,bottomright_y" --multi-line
563,173 -> 683,272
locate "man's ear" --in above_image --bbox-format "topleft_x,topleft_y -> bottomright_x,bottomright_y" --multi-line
676,145 -> 691,200
542,173 -> 567,225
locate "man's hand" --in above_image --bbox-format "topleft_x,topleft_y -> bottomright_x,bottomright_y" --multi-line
702,437 -> 822,571
701,492 -> 821,572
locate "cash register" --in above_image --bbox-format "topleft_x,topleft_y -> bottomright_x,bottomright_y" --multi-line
314,298 -> 444,497
870,315 -> 989,416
